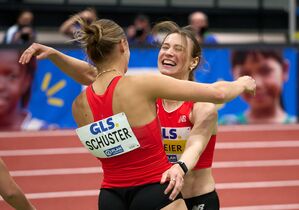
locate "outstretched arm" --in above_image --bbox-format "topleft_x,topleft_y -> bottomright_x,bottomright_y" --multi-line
0,159 -> 36,210
136,73 -> 256,104
19,43 -> 96,85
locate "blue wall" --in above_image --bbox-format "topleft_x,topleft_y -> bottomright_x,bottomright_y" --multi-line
28,47 -> 298,128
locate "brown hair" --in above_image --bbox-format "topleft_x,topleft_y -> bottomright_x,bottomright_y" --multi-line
231,49 -> 284,69
152,21 -> 202,81
74,18 -> 126,69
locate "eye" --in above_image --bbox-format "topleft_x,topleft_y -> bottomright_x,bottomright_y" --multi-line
174,46 -> 183,52
8,73 -> 19,81
259,67 -> 272,76
161,45 -> 169,50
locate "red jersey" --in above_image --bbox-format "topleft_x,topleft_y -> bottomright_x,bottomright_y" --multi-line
156,98 -> 216,170
85,76 -> 171,188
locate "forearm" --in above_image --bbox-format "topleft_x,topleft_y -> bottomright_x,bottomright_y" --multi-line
0,160 -> 35,210
179,103 -> 217,171
59,17 -> 76,35
3,187 -> 35,210
179,135 -> 207,170
49,49 -> 96,85
212,80 -> 245,103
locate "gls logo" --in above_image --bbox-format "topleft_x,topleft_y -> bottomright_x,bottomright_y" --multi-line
90,118 -> 115,135
162,128 -> 177,139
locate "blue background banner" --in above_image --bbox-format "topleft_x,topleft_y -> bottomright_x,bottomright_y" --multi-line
27,47 -> 298,128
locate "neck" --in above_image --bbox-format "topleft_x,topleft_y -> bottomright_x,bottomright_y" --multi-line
247,105 -> 286,123
96,62 -> 125,77
162,99 -> 184,112
96,69 -> 118,79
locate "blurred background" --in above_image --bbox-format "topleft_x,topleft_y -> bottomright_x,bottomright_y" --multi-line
0,0 -> 298,129
0,0 -> 299,210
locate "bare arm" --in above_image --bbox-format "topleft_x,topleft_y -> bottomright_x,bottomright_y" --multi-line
0,159 -> 36,210
160,102 -> 217,199
19,43 -> 96,85
59,16 -> 78,37
138,74 -> 255,104
179,102 -> 217,170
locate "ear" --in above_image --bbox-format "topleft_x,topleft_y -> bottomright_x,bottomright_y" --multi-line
119,39 -> 128,53
282,59 -> 289,82
189,56 -> 199,71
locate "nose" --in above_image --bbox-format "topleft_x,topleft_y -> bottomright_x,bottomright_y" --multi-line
254,76 -> 263,88
165,48 -> 174,57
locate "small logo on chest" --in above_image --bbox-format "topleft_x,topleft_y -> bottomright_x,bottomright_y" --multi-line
178,115 -> 187,123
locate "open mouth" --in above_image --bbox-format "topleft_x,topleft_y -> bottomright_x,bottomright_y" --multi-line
162,59 -> 176,67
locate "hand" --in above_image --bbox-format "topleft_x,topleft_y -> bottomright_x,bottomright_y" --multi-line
238,76 -> 256,95
160,164 -> 184,200
19,43 -> 54,64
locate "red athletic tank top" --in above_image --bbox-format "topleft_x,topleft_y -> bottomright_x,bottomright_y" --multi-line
156,98 -> 216,170
85,76 -> 171,188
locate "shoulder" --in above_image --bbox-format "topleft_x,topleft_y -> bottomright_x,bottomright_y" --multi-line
72,90 -> 87,109
191,102 -> 218,123
72,90 -> 94,127
192,102 -> 217,118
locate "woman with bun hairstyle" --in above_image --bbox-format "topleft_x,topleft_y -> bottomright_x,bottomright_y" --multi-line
20,18 -> 255,210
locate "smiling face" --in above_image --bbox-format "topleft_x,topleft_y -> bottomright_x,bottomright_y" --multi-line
158,33 -> 196,80
232,52 -> 288,111
0,50 -> 31,116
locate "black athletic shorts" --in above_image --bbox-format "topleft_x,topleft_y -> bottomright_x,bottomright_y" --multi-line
184,190 -> 220,210
98,182 -> 183,210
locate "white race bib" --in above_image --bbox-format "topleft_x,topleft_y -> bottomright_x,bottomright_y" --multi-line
76,113 -> 140,158
161,127 -> 191,163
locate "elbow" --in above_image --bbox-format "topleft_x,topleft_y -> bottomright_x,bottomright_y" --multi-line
81,78 -> 94,86
213,90 -> 226,104
81,69 -> 97,85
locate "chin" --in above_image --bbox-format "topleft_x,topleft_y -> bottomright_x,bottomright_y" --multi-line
159,69 -> 174,76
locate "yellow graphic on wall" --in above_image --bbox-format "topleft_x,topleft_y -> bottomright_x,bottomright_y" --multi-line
41,72 -> 66,107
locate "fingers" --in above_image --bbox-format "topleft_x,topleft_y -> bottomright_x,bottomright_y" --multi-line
164,177 -> 176,196
166,176 -> 184,201
160,170 -> 169,184
19,43 -> 38,64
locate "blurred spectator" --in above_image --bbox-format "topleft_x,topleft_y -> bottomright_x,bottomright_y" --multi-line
59,7 -> 97,39
188,11 -> 217,44
0,49 -> 57,131
2,10 -> 36,44
219,49 -> 297,125
126,14 -> 154,46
